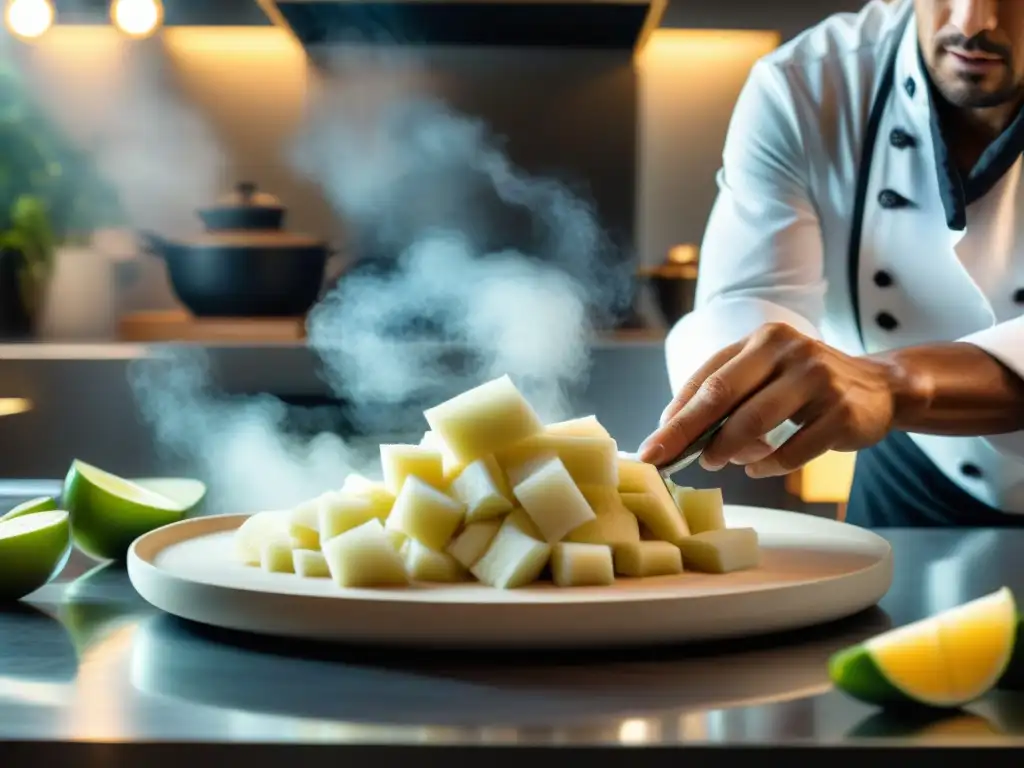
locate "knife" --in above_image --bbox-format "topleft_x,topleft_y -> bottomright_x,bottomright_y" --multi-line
624,418 -> 800,480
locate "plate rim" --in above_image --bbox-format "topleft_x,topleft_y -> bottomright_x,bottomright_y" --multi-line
127,505 -> 893,608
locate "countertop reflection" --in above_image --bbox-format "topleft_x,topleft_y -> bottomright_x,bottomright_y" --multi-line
2,526 -> 1024,750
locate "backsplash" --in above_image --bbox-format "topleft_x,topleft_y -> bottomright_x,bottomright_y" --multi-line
14,29 -> 634,252
4,2 -> 868,324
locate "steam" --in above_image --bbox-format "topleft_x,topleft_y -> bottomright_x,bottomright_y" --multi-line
112,46 -> 632,513
295,54 -> 627,421
129,349 -> 374,512
87,46 -> 225,233
21,38 -> 224,233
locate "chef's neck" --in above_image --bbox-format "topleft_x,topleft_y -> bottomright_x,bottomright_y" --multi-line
937,95 -> 1024,174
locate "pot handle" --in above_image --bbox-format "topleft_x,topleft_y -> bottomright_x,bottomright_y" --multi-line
324,246 -> 350,283
138,231 -> 168,259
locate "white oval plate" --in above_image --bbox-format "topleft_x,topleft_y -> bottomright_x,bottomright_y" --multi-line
127,505 -> 893,649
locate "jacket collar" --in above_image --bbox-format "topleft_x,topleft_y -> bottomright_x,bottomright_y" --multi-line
893,10 -> 1024,232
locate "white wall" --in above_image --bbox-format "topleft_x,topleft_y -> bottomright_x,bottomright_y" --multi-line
636,29 -> 779,266
637,1 -> 871,265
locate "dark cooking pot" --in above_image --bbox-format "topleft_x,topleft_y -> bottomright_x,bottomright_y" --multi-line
199,181 -> 285,231
141,182 -> 332,318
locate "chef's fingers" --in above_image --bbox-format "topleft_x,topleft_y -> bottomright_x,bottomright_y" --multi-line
699,369 -> 811,470
743,413 -> 840,479
658,341 -> 744,427
729,438 -> 775,466
642,341 -> 778,466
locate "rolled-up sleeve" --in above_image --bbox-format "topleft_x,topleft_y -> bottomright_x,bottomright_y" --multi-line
665,59 -> 827,393
959,316 -> 1024,458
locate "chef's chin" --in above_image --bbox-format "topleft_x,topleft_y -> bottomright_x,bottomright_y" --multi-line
933,59 -> 1018,108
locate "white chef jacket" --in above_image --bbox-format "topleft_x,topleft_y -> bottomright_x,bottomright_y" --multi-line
665,0 -> 1024,513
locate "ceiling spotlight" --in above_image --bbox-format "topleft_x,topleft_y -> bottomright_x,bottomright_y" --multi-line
4,0 -> 55,41
110,0 -> 163,39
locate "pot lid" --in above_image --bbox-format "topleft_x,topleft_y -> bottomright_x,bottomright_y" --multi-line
174,231 -> 325,248
211,181 -> 283,211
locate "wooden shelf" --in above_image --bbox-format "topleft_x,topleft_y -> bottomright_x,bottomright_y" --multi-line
117,311 -> 306,343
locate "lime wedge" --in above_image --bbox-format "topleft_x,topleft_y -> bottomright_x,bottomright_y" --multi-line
133,478 -> 206,514
0,510 -> 72,602
62,460 -> 202,561
0,495 -> 58,523
830,587 -> 1017,709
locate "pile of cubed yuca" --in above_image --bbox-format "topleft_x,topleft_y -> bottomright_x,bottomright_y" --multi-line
234,375 -> 761,590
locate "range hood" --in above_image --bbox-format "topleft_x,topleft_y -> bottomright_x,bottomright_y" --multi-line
256,0 -> 666,51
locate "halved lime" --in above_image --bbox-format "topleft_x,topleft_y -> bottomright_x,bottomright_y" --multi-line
133,478 -> 206,514
0,510 -> 72,602
0,496 -> 58,523
62,460 -> 203,561
829,587 -> 1017,709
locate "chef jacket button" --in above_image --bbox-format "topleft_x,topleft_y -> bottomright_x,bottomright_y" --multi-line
878,189 -> 912,209
1014,288 -> 1024,305
873,270 -> 894,288
875,312 -> 899,331
960,462 -> 983,479
889,128 -> 916,149
904,77 -> 916,97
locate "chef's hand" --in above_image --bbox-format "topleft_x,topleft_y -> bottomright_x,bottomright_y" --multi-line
640,323 -> 900,478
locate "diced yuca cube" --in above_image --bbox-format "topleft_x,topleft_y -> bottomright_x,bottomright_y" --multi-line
342,475 -> 397,518
403,539 -> 466,582
511,456 -> 596,543
341,472 -> 375,493
500,435 -> 619,488
678,527 -> 760,573
293,548 -> 330,578
620,491 -> 690,544
506,507 -> 543,540
380,444 -> 445,494
617,458 -> 690,541
421,430 -> 467,484
471,516 -> 551,589
384,528 -> 408,551
450,458 -> 514,523
287,495 -> 326,550
319,492 -> 380,543
616,454 -> 652,492
579,485 -> 632,515
551,542 -> 615,587
260,538 -> 295,573
423,375 -> 544,463
386,476 -> 466,551
322,518 -> 408,587
544,415 -> 611,439
482,455 -> 513,497
613,541 -> 683,577
565,508 -> 641,545
235,509 -> 289,565
676,488 -> 726,534
446,519 -> 502,568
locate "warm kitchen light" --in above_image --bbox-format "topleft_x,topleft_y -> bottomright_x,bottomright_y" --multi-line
110,0 -> 163,39
0,397 -> 32,417
667,244 -> 698,265
636,28 -> 781,70
4,0 -> 54,40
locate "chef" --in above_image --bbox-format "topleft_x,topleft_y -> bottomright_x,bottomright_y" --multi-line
639,0 -> 1024,526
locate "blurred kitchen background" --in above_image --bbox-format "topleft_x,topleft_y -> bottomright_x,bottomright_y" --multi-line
0,0 -> 868,516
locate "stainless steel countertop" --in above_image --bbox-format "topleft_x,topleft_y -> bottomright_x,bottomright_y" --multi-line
2,491 -> 1024,756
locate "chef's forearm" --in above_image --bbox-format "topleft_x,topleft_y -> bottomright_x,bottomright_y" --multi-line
871,343 -> 1024,435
